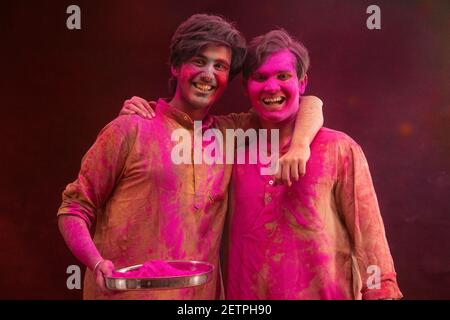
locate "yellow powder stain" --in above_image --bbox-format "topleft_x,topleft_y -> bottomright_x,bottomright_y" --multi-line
272,252 -> 285,262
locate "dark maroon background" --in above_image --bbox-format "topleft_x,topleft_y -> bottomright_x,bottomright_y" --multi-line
1,0 -> 449,299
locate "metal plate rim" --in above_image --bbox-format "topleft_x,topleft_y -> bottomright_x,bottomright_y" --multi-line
104,260 -> 214,291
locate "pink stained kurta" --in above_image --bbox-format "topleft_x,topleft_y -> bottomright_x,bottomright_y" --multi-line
225,127 -> 403,300
57,99 -> 254,300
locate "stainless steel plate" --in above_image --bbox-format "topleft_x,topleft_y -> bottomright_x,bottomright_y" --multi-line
105,260 -> 214,290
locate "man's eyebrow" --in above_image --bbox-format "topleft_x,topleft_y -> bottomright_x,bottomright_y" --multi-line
195,54 -> 230,66
191,54 -> 205,60
215,59 -> 230,67
277,70 -> 293,74
253,69 -> 292,75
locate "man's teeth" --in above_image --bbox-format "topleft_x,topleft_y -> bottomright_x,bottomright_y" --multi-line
194,83 -> 214,92
262,97 -> 285,105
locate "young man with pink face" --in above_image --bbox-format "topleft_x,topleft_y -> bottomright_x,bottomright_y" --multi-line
223,30 -> 403,299
57,15 -> 323,300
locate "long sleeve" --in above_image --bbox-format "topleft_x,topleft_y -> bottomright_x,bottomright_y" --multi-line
214,110 -> 258,132
57,117 -> 133,228
290,96 -> 323,147
335,139 -> 403,300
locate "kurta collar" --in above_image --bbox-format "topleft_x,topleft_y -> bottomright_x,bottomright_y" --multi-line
156,98 -> 214,130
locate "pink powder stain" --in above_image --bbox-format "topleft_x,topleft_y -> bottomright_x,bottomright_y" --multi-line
196,168 -> 227,254
246,49 -> 307,124
153,117 -> 179,187
162,206 -> 185,257
155,117 -> 186,258
227,129 -> 346,299
111,260 -> 209,278
282,131 -> 330,230
319,283 -> 348,300
258,130 -> 343,299
253,220 -> 331,299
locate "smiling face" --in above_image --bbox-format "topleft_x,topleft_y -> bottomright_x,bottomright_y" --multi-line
246,49 -> 307,124
171,45 -> 232,115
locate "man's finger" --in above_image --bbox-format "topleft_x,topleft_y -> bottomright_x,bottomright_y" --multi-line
282,162 -> 291,187
95,263 -> 117,295
298,161 -> 306,177
148,100 -> 157,118
119,104 -> 136,115
274,160 -> 282,184
141,101 -> 156,117
134,101 -> 152,119
95,270 -> 108,294
291,161 -> 299,182
137,100 -> 154,117
127,104 -> 149,119
131,96 -> 148,104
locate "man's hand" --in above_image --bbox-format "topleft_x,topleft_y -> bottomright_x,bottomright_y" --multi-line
274,145 -> 311,186
93,259 -> 117,295
120,96 -> 156,119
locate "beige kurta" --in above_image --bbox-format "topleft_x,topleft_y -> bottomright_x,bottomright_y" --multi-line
225,128 -> 403,300
58,99 -> 253,299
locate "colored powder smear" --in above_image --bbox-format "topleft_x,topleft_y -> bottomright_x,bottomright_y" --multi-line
111,260 -> 207,278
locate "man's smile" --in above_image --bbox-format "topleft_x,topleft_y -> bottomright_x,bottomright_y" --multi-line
261,95 -> 286,107
193,82 -> 216,93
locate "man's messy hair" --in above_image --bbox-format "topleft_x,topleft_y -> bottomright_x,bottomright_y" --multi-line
168,14 -> 247,95
243,29 -> 309,81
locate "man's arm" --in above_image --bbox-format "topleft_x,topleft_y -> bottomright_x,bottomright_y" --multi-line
275,95 -> 323,186
335,139 -> 403,300
119,95 -> 324,185
58,215 -> 115,293
57,117 -> 133,293
58,215 -> 103,271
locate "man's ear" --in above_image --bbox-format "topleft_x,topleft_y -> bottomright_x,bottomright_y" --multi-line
171,65 -> 179,78
298,74 -> 308,95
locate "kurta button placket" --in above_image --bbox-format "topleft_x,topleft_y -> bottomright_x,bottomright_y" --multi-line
264,192 -> 272,204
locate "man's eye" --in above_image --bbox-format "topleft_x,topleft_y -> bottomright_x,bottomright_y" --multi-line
278,73 -> 292,80
252,74 -> 266,82
215,63 -> 229,71
192,59 -> 204,66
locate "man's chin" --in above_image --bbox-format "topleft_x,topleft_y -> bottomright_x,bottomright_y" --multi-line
261,104 -> 284,112
189,100 -> 213,111
258,113 -> 284,124
191,95 -> 219,109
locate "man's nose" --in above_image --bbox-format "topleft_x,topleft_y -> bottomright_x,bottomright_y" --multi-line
263,79 -> 280,94
199,64 -> 215,83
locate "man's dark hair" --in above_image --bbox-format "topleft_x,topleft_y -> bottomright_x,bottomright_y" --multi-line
242,29 -> 310,81
168,14 -> 247,95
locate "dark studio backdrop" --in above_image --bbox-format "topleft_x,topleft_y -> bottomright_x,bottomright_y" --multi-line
1,0 -> 449,299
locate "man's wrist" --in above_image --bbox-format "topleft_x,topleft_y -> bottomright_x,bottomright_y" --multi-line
290,138 -> 310,149
92,258 -> 104,273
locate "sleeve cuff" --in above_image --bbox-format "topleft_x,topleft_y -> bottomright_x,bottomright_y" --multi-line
362,273 -> 403,300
